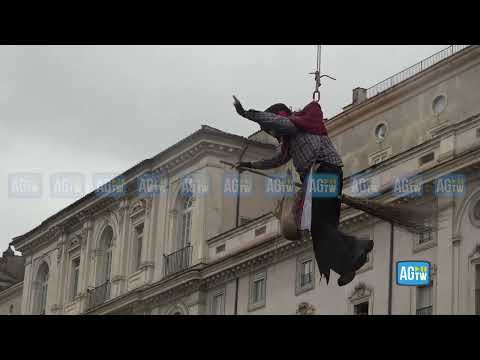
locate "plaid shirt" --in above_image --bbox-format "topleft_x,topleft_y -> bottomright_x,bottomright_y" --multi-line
244,110 -> 343,178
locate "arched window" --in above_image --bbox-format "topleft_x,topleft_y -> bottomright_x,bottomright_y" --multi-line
98,226 -> 114,285
36,262 -> 49,315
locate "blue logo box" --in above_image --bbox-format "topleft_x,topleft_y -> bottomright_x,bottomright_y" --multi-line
264,173 -> 295,199
396,261 -> 431,286
50,173 -> 85,199
310,173 -> 340,198
434,174 -> 466,198
8,173 -> 43,198
180,172 -> 210,198
137,170 -> 169,198
393,175 -> 423,199
93,173 -> 127,199
349,174 -> 381,198
223,171 -> 254,198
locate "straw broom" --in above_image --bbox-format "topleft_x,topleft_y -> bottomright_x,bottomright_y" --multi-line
220,161 -> 436,235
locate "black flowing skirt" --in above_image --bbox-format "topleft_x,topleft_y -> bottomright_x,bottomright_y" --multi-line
307,163 -> 372,284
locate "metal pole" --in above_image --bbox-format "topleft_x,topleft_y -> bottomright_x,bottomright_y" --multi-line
388,221 -> 394,315
235,170 -> 241,228
234,277 -> 239,315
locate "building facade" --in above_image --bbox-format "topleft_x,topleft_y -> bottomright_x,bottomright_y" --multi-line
2,45 -> 480,315
0,247 -> 24,315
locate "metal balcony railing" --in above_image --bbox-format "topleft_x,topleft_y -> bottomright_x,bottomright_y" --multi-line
366,45 -> 471,99
163,245 -> 193,277
87,281 -> 111,309
416,306 -> 433,315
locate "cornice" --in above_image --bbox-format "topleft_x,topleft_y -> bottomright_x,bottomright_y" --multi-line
87,237 -> 311,314
0,281 -> 23,300
207,212 -> 274,245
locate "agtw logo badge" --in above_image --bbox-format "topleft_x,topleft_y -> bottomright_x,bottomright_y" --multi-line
396,261 -> 431,286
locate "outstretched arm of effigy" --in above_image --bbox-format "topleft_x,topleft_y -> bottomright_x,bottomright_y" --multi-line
249,145 -> 291,170
243,110 -> 299,137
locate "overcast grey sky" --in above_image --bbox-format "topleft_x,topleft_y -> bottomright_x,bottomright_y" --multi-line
0,45 -> 448,251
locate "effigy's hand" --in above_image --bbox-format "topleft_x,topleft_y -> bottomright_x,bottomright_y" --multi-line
232,95 -> 246,117
235,161 -> 252,169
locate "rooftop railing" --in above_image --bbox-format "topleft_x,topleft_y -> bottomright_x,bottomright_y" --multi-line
366,45 -> 471,99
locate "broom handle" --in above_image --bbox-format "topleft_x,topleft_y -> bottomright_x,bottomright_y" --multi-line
220,161 -> 303,188
219,160 -> 355,204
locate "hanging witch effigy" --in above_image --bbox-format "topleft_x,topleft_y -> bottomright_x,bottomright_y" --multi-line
232,97 -> 373,286
229,46 -> 436,287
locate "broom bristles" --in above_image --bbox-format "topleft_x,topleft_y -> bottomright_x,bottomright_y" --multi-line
341,194 -> 437,234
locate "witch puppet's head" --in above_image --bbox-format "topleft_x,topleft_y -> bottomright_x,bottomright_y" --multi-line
263,103 -> 292,141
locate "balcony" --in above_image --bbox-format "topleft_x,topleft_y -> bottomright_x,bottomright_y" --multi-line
416,306 -> 433,315
163,245 -> 193,277
87,281 -> 111,309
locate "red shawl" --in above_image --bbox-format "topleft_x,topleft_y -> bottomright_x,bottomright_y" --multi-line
277,101 -> 328,136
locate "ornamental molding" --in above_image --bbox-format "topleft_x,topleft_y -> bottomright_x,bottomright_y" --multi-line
203,237 -> 311,288
141,278 -> 204,309
162,141 -> 241,173
452,234 -> 462,245
296,302 -> 316,315
130,200 -> 146,217
348,282 -> 373,303
50,304 -> 62,313
111,275 -> 126,283
86,237 -> 315,314
468,244 -> 480,260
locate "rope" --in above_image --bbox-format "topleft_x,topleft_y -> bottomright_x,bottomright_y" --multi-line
310,45 -> 336,102
312,45 -> 322,102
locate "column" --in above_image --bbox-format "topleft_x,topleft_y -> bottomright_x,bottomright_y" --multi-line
435,199 -> 455,314
78,218 -> 93,313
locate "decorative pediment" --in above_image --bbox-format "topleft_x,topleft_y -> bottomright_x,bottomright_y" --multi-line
68,233 -> 83,249
163,141 -> 241,171
349,282 -> 373,302
130,200 -> 146,216
469,243 -> 480,260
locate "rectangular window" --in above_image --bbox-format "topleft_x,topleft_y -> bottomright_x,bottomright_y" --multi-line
419,152 -> 435,166
254,225 -> 267,237
216,244 -> 226,254
134,224 -> 144,271
301,260 -> 313,287
253,278 -> 265,303
354,301 -> 369,315
249,271 -> 267,311
296,255 -> 315,295
71,257 -> 80,300
417,199 -> 437,246
475,264 -> 480,315
416,283 -> 433,315
240,217 -> 252,225
418,229 -> 433,244
212,293 -> 225,315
